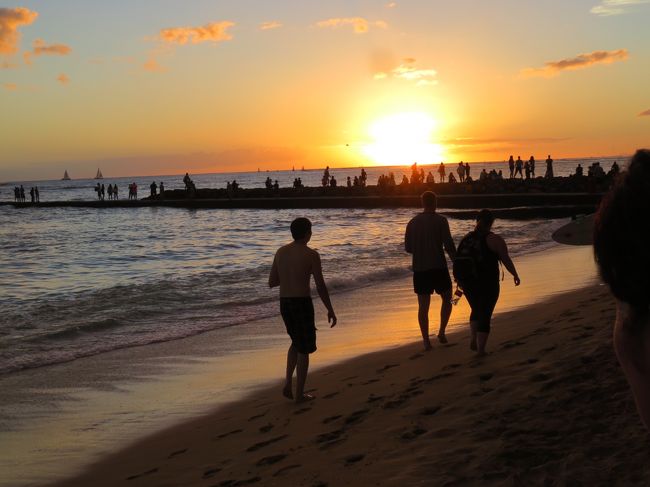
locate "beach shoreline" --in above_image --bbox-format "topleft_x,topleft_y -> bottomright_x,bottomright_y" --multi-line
50,282 -> 650,486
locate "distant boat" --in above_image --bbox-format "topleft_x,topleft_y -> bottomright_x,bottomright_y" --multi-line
62,170 -> 71,181
95,168 -> 103,179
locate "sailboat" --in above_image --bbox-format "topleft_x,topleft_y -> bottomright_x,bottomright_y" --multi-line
62,170 -> 71,181
95,168 -> 103,179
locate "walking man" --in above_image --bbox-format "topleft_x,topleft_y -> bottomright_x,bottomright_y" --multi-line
269,217 -> 337,403
405,191 -> 457,350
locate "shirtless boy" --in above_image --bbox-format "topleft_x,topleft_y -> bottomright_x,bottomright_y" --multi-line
269,218 -> 337,403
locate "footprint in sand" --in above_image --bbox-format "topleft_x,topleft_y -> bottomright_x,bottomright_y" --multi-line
248,411 -> 268,421
167,448 -> 188,459
323,392 -> 339,399
218,477 -> 262,486
272,464 -> 301,477
344,454 -> 365,465
259,424 -> 274,433
442,363 -> 462,371
246,435 -> 289,452
420,406 -> 440,416
202,467 -> 221,479
479,373 -> 493,382
518,358 -> 539,365
342,376 -> 358,381
316,428 -> 346,449
322,414 -> 342,424
214,429 -> 243,440
362,378 -> 380,385
376,363 -> 400,373
401,427 -> 427,440
367,394 -> 385,403
256,454 -> 287,466
540,345 -> 557,353
500,340 -> 526,349
344,409 -> 370,426
530,373 -> 550,382
409,353 -> 424,360
125,468 -> 158,481
294,407 -> 312,415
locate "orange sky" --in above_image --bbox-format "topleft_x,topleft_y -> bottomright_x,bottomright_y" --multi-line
1,1 -> 649,180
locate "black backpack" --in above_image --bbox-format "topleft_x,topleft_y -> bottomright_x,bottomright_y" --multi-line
453,231 -> 486,286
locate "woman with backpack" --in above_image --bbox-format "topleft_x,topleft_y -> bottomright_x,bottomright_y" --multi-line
454,209 -> 520,356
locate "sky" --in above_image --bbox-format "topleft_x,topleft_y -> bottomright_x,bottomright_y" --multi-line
1,0 -> 649,180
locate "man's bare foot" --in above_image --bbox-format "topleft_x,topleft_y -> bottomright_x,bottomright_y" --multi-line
476,350 -> 487,357
282,385 -> 293,400
295,393 -> 315,404
437,334 -> 448,344
470,339 -> 477,351
423,339 -> 433,351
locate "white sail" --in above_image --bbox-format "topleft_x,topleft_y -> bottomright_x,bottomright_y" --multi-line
62,170 -> 71,180
95,168 -> 103,179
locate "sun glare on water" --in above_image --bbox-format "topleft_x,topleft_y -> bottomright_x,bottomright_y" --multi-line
362,112 -> 445,166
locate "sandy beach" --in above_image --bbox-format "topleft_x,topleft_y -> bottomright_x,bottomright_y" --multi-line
49,260 -> 650,485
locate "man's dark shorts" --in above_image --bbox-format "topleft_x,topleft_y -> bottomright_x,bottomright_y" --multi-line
280,297 -> 317,354
413,268 -> 452,295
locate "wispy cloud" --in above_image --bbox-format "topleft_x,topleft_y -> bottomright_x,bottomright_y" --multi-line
260,21 -> 282,31
375,58 -> 437,86
24,38 -> 72,64
316,17 -> 387,34
56,73 -> 69,85
143,56 -> 165,72
2,82 -> 17,90
591,0 -> 650,16
0,7 -> 38,55
159,21 -> 235,45
521,49 -> 628,78
639,109 -> 650,117
386,2 -> 397,7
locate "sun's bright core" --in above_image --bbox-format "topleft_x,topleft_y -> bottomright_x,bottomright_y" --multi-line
362,112 -> 444,166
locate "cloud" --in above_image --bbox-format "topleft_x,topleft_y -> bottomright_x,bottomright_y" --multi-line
159,21 -> 234,45
143,57 -> 165,72
375,58 -> 437,86
260,21 -> 282,30
591,0 -> 650,16
639,109 -> 650,117
521,49 -> 628,78
24,38 -> 72,64
0,7 -> 38,55
316,17 -> 387,34
56,73 -> 69,85
386,2 -> 397,7
2,82 -> 17,90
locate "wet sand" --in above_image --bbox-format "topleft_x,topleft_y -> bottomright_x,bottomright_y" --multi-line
51,283 -> 650,486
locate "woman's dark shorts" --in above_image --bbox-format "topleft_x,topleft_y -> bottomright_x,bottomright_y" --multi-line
464,282 -> 500,333
280,297 -> 317,354
413,268 -> 452,295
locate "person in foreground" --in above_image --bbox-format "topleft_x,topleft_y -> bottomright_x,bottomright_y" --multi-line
269,217 -> 337,403
457,210 -> 520,356
593,148 -> 650,429
405,191 -> 457,350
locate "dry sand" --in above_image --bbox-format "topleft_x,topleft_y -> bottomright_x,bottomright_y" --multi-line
52,284 -> 650,486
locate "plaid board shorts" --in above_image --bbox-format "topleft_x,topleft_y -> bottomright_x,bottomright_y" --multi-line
280,297 -> 317,354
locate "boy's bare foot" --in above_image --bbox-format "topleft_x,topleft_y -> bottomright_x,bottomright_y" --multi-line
295,393 -> 315,404
282,385 -> 293,400
423,339 -> 433,351
470,339 -> 477,351
437,334 -> 448,344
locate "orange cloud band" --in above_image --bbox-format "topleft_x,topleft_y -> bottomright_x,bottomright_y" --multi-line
159,21 -> 234,45
522,49 -> 629,78
0,7 -> 38,55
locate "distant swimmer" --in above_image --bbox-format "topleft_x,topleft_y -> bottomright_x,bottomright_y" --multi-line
594,149 -> 650,429
453,209 -> 520,356
269,217 -> 337,403
405,191 -> 457,349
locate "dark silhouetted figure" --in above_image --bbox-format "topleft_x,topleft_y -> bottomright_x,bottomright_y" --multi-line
14,187 -> 19,202
405,191 -> 457,349
269,217 -> 337,403
107,184 -> 113,200
159,182 -> 164,198
113,184 -> 119,200
273,180 -> 279,190
455,209 -> 520,356
508,156 -> 515,178
95,183 -> 101,200
101,184 -> 105,201
329,176 -> 337,187
593,149 -> 650,429
514,156 -> 523,178
529,156 -> 536,177
465,162 -> 471,181
150,181 -> 157,197
545,155 -> 554,178
347,176 -> 351,188
437,163 -> 446,183
34,186 -> 39,202
29,187 -> 35,203
183,172 -> 191,191
575,164 -> 584,176
457,161 -> 465,182
524,159 -> 531,179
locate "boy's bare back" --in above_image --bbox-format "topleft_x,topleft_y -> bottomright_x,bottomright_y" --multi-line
271,242 -> 318,298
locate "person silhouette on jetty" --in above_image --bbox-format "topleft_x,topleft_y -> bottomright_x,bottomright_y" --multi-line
545,154 -> 554,178
593,148 -> 650,428
34,186 -> 39,202
437,162 -> 446,183
405,191 -> 457,350
454,209 -> 520,356
515,156 -> 524,178
150,181 -> 157,198
113,184 -> 118,200
508,156 -> 515,178
269,217 -> 337,403
529,155 -> 536,177
159,182 -> 164,198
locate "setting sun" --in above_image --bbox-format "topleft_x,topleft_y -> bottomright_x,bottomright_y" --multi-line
362,112 -> 445,166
